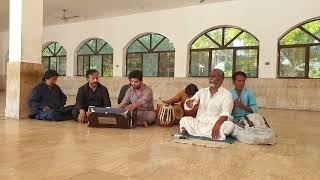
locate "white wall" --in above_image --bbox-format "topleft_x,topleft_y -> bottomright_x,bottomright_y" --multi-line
1,0 -> 319,78
8,0 -> 43,64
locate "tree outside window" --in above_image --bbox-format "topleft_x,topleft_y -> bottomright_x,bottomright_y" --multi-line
77,38 -> 113,77
278,19 -> 320,79
126,33 -> 175,77
190,27 -> 259,78
42,42 -> 67,75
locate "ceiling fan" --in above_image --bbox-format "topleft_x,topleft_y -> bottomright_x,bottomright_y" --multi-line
58,9 -> 79,22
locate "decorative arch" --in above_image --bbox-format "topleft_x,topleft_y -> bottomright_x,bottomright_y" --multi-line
76,38 -> 113,76
42,41 -> 67,75
125,33 -> 175,77
189,26 -> 259,77
278,18 -> 320,79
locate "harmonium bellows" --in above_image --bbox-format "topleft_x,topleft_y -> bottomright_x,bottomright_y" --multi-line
87,107 -> 133,129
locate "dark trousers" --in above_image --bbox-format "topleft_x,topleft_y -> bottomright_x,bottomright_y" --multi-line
34,105 -> 74,121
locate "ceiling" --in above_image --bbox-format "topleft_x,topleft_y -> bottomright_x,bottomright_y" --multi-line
0,0 -> 233,31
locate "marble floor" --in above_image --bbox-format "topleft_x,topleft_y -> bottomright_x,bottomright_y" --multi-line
0,92 -> 319,180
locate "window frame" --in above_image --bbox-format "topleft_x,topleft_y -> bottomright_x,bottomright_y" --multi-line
277,19 -> 320,79
189,26 -> 259,78
126,33 -> 175,77
76,38 -> 113,77
42,42 -> 67,76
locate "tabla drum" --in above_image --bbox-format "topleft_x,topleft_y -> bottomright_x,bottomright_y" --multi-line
158,104 -> 175,127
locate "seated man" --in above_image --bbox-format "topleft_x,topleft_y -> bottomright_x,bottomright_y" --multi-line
161,83 -> 199,118
119,70 -> 156,127
180,69 -> 235,140
230,71 -> 258,121
72,69 -> 111,123
117,83 -> 130,104
28,70 -> 74,121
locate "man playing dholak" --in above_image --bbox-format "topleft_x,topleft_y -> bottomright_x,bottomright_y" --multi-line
180,69 -> 235,140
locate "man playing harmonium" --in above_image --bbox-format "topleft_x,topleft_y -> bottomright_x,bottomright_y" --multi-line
72,69 -> 111,123
119,70 -> 156,127
180,69 -> 235,140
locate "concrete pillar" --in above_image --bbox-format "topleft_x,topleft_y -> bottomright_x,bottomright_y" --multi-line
174,43 -> 188,77
5,0 -> 43,119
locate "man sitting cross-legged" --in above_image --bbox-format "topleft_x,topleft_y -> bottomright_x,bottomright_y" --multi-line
119,70 -> 156,127
180,69 -> 235,140
72,69 -> 111,123
230,71 -> 258,121
28,70 -> 74,121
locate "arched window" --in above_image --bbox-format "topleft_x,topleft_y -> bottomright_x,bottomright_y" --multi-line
190,26 -> 259,77
278,19 -> 320,78
42,42 -> 66,75
126,33 -> 175,77
77,38 -> 113,76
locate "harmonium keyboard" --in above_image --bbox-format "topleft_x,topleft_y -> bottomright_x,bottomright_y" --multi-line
87,107 -> 133,129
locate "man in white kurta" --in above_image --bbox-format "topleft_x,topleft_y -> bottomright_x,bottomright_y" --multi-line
180,69 -> 235,140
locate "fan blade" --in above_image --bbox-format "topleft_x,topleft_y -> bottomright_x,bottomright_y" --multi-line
68,16 -> 79,19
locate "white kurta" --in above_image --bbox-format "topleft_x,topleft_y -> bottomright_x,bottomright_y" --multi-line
180,87 -> 234,140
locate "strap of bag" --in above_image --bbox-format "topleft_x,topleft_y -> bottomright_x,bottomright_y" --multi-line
263,116 -> 270,128
263,116 -> 277,137
244,115 -> 255,127
234,120 -> 245,128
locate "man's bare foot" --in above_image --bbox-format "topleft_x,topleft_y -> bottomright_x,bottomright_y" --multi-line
142,121 -> 148,128
137,120 -> 148,128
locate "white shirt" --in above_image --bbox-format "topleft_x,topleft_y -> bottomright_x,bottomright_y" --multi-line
186,86 -> 234,125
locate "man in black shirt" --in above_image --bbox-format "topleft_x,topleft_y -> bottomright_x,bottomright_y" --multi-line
117,83 -> 130,104
28,70 -> 74,121
72,69 -> 111,123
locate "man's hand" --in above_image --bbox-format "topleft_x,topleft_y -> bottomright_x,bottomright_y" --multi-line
211,116 -> 228,139
77,109 -> 87,123
234,99 -> 253,113
162,100 -> 170,104
43,106 -> 50,112
185,99 -> 194,109
212,122 -> 222,139
125,104 -> 137,112
234,99 -> 245,109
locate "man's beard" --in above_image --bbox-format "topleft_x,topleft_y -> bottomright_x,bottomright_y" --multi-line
209,80 -> 217,88
90,82 -> 98,87
132,84 -> 141,89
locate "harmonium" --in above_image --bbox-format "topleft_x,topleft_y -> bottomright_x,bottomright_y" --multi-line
87,107 -> 133,129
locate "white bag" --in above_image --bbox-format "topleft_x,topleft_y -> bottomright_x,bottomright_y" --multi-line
232,113 -> 277,145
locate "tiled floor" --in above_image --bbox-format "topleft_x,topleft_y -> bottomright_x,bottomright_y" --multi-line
0,92 -> 319,179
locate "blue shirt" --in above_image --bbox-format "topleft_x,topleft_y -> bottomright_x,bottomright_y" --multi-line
229,88 -> 258,121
